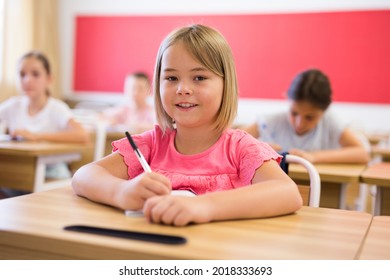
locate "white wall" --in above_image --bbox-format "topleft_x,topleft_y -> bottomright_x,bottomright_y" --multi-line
58,0 -> 390,133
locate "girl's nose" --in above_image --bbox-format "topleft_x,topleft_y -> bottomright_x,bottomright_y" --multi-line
294,116 -> 304,129
176,82 -> 193,95
21,74 -> 32,83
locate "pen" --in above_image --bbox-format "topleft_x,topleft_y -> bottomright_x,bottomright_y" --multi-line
125,131 -> 152,173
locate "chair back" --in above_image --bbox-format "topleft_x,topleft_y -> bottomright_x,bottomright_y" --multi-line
282,154 -> 321,207
72,110 -> 107,162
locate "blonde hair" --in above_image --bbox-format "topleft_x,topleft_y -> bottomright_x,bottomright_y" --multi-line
153,24 -> 238,134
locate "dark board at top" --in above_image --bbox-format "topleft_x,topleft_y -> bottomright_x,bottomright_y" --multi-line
74,10 -> 390,104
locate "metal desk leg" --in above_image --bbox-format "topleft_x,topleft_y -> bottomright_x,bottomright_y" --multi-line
339,183 -> 348,209
356,183 -> 368,212
374,186 -> 382,216
33,153 -> 81,192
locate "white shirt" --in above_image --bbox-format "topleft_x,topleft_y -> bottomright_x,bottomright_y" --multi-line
0,96 -> 73,134
0,96 -> 74,179
256,109 -> 345,152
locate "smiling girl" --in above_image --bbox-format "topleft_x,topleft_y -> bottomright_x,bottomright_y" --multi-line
72,24 -> 302,226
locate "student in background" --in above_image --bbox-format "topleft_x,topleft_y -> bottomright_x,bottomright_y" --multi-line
72,24 -> 302,226
0,50 -> 89,197
242,69 -> 370,164
100,72 -> 155,133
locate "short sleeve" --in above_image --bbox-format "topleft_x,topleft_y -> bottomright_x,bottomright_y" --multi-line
112,130 -> 154,179
237,133 -> 282,183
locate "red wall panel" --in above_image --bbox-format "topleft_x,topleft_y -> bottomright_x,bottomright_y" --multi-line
74,11 -> 390,104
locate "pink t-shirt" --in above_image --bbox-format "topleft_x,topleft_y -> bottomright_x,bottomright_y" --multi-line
112,125 -> 281,195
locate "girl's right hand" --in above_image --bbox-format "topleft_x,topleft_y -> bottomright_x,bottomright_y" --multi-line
11,129 -> 37,141
116,172 -> 172,211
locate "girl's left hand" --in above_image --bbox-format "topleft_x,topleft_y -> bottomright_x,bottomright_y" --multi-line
143,195 -> 212,226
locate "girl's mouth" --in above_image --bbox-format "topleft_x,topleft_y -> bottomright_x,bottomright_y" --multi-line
176,103 -> 198,109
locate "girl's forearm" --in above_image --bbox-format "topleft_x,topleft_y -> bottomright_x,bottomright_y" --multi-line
311,147 -> 370,164
71,163 -> 126,207
202,179 -> 302,222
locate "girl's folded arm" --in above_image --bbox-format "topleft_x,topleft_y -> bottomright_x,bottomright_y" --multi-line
200,159 -> 303,222
71,152 -> 131,207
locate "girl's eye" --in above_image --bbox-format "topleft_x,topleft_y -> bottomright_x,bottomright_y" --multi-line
32,71 -> 41,78
305,116 -> 314,121
194,76 -> 206,81
20,72 -> 25,78
166,76 -> 177,81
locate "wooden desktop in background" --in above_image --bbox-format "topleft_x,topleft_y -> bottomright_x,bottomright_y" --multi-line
371,146 -> 390,162
0,141 -> 83,192
289,163 -> 367,209
69,131 -> 123,171
360,162 -> 390,215
0,187 -> 372,260
104,131 -> 124,155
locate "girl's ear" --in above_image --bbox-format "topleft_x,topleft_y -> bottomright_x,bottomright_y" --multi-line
47,74 -> 53,85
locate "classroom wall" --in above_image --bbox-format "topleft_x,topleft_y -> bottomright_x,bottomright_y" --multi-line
59,0 -> 390,133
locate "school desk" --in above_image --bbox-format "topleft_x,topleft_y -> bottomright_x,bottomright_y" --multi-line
367,133 -> 389,147
360,162 -> 390,215
0,141 -> 83,193
69,131 -> 123,169
104,131 -> 123,155
358,215 -> 390,260
288,163 -> 367,209
0,186 -> 372,260
371,146 -> 390,162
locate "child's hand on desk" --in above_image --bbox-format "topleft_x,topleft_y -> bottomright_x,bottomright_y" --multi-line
143,195 -> 212,226
11,129 -> 36,141
289,148 -> 315,163
117,172 -> 171,211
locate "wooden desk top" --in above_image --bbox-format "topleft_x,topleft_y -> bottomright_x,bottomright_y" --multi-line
371,146 -> 390,159
106,131 -> 124,141
360,162 -> 390,187
0,187 -> 372,260
0,141 -> 84,156
358,216 -> 390,260
289,163 -> 367,183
